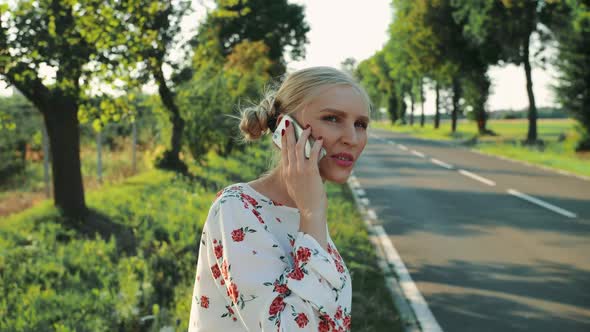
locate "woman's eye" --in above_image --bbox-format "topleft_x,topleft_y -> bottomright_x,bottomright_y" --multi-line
322,115 -> 338,123
356,121 -> 368,129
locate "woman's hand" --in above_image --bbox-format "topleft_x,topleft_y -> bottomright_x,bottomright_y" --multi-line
280,119 -> 328,249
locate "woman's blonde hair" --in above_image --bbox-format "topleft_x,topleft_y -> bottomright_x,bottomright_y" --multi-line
238,66 -> 371,142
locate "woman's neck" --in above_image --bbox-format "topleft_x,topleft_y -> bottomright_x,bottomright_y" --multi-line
250,167 -> 298,209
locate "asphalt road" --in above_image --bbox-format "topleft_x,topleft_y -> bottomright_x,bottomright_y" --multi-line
352,128 -> 590,332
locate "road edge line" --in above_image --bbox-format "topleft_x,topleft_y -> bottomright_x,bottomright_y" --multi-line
347,173 -> 443,332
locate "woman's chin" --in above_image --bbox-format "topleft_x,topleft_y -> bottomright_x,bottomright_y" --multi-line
320,167 -> 352,184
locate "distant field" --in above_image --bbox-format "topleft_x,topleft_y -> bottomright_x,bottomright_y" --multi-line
372,118 -> 590,178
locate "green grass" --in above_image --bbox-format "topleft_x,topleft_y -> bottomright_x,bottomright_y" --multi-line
0,139 -> 402,332
373,118 -> 590,178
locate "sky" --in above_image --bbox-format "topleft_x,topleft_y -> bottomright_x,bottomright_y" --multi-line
1,0 -> 558,114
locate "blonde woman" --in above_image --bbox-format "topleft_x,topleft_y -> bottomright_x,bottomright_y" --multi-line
189,66 -> 371,331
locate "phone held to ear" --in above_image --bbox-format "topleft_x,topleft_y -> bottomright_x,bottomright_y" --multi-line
272,114 -> 327,161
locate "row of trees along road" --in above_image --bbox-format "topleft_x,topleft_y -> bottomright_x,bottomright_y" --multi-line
355,0 -> 589,150
0,0 -> 309,220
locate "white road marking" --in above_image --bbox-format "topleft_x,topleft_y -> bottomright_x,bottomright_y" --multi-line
430,158 -> 454,170
354,188 -> 366,196
348,174 -> 440,331
360,197 -> 370,206
374,225 -> 444,332
398,144 -> 408,151
507,189 -> 577,218
458,169 -> 496,186
411,150 -> 426,158
367,209 -> 377,220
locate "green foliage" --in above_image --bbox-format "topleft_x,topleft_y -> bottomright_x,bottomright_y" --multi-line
179,30 -> 273,161
356,51 -> 402,123
550,0 -> 590,150
206,0 -> 310,75
0,95 -> 41,185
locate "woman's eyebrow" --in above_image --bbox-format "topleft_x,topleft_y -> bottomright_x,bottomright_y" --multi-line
320,108 -> 370,123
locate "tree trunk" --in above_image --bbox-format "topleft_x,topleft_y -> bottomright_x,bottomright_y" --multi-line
523,35 -> 538,143
434,82 -> 440,129
410,93 -> 415,126
43,104 -> 87,219
420,85 -> 425,127
153,65 -> 187,172
452,78 -> 460,133
388,94 -> 398,125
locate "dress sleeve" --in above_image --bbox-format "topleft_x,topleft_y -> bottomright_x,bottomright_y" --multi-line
203,194 -> 349,331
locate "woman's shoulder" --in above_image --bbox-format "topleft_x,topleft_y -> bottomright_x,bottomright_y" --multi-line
209,182 -> 263,213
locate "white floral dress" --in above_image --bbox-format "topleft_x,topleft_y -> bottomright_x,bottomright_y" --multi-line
188,183 -> 352,331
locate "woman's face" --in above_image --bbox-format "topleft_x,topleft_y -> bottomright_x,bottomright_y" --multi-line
292,85 -> 370,184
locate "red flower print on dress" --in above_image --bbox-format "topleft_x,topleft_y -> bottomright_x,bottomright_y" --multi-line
335,306 -> 343,320
343,315 -> 351,329
318,320 -> 330,332
335,260 -> 345,273
319,314 -> 336,331
295,312 -> 309,328
214,243 -> 223,259
296,247 -> 311,263
216,190 -> 223,199
227,282 -> 240,304
268,296 -> 286,316
231,228 -> 245,242
287,267 -> 304,280
221,260 -> 229,280
271,200 -> 284,206
211,264 -> 221,279
251,208 -> 264,224
273,282 -> 289,294
200,295 -> 209,308
241,193 -> 259,207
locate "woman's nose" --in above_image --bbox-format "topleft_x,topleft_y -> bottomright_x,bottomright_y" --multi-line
341,125 -> 359,146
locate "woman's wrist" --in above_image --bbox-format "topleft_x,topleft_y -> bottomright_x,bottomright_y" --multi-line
299,214 -> 328,251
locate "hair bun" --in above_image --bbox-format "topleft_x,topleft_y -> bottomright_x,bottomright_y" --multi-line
239,93 -> 276,141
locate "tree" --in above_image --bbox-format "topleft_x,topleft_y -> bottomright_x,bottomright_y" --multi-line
452,0 -> 557,142
450,0 -> 507,135
356,51 -> 402,124
550,0 -> 590,150
0,0 -> 127,219
118,0 -> 192,172
179,23 -> 273,161
205,0 -> 309,76
387,0 -> 435,128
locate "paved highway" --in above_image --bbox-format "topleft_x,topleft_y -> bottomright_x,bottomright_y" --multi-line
353,128 -> 590,332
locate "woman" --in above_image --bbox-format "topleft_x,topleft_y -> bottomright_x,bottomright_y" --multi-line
189,66 -> 371,331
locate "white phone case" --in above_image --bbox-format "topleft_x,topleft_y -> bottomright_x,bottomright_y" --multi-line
272,114 -> 327,161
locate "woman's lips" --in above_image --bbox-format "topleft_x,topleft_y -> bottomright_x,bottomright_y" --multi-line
331,156 -> 353,167
330,152 -> 355,167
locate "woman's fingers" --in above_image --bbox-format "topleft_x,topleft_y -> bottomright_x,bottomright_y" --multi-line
281,129 -> 289,167
309,134 -> 324,165
284,119 -> 296,168
295,125 -> 311,164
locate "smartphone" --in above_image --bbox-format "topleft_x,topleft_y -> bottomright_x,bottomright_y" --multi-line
272,114 -> 327,161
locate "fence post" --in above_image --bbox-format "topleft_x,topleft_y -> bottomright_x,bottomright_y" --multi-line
132,120 -> 137,174
97,128 -> 103,184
